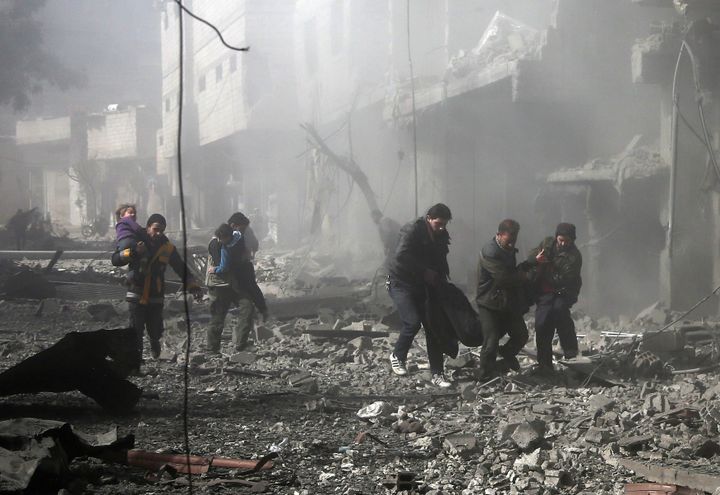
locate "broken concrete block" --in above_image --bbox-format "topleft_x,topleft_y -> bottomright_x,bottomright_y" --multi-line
393,419 -> 424,434
498,422 -> 520,443
446,354 -> 474,369
288,372 -> 314,386
513,448 -> 542,471
347,336 -> 372,351
254,325 -> 274,341
460,383 -> 476,401
532,403 -> 563,416
587,393 -> 616,413
443,434 -> 478,458
584,427 -> 611,445
543,469 -> 570,488
618,434 -> 654,451
230,352 -> 256,365
643,393 -> 671,416
511,420 -> 546,451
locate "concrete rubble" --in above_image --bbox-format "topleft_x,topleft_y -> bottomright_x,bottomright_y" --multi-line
1,252 -> 720,493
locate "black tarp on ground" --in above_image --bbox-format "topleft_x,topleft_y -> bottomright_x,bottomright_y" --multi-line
0,328 -> 142,413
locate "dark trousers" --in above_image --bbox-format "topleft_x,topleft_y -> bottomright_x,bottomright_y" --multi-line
534,293 -> 578,367
389,281 -> 444,375
476,306 -> 528,374
206,286 -> 254,352
128,301 -> 164,366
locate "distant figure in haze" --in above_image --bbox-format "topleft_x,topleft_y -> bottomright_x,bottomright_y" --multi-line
6,207 -> 37,250
252,208 -> 268,243
526,222 -> 582,376
371,209 -> 402,261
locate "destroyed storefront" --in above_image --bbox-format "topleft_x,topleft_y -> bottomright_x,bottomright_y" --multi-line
543,144 -> 669,316
384,1 -> 666,292
632,0 -> 720,313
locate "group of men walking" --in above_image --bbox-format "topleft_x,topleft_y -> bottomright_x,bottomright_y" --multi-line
387,204 -> 583,386
110,201 -> 580,385
111,209 -> 267,372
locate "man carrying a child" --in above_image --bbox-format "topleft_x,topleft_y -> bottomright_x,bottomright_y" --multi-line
112,212 -> 202,370
205,214 -> 268,354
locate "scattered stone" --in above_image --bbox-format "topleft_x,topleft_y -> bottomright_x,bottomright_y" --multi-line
443,434 -> 478,458
460,383 -> 476,401
585,427 -> 612,445
446,354 -> 474,369
588,394 -> 616,413
230,352 -> 257,365
511,420 -> 546,451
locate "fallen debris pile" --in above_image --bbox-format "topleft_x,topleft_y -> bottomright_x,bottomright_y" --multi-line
0,256 -> 719,493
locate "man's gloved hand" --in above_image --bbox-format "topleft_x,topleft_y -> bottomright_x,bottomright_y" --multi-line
423,269 -> 440,287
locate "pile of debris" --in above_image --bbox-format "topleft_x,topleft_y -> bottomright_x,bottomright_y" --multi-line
2,248 -> 720,493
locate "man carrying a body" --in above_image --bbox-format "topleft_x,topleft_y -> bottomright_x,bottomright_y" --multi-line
387,203 -> 454,388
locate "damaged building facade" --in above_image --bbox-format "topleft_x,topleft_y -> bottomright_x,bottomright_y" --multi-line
157,0 -> 303,243
291,0 -> 683,316
0,0 -> 161,234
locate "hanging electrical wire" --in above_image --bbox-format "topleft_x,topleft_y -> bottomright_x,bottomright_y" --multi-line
173,0 -> 250,52
170,1 -> 253,491
174,2 -> 194,492
677,40 -> 720,181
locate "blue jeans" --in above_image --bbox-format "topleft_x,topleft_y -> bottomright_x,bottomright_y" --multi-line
388,280 -> 444,374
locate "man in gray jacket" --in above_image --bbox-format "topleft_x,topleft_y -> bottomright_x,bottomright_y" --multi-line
475,219 -> 529,380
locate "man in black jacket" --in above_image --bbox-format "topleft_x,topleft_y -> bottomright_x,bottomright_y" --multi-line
475,219 -> 529,379
526,222 -> 582,373
387,203 -> 453,388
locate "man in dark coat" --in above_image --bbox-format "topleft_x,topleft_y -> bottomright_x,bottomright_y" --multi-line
386,203 -> 453,388
7,207 -> 37,250
526,222 -> 582,373
475,219 -> 529,379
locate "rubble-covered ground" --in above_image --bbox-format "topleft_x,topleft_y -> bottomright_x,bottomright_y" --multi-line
2,251 -> 720,494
